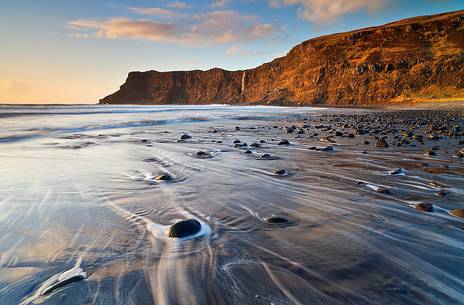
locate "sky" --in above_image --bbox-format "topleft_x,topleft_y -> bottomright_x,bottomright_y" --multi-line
0,0 -> 462,104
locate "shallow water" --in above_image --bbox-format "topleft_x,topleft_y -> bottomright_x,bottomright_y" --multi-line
0,105 -> 463,305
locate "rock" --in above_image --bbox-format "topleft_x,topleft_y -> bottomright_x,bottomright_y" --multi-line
250,143 -> 261,148
196,151 -> 212,158
264,216 -> 289,224
347,133 -> 355,138
235,127 -> 240,131
278,139 -> 290,145
363,140 -> 370,145
275,169 -> 287,175
180,134 -> 192,140
155,174 -> 173,181
389,168 -> 405,175
450,209 -> 464,218
415,202 -> 434,212
244,150 -> 253,154
297,130 -> 305,134
335,131 -> 343,136
321,146 -> 334,152
233,139 -> 241,144
424,150 -> 436,156
168,219 -> 202,238
375,137 -> 388,148
435,190 -> 447,196
261,153 -> 272,159
286,127 -> 295,133
376,187 -> 390,194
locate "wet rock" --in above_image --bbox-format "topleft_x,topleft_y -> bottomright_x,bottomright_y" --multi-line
233,139 -> 241,144
389,168 -> 405,175
375,137 -> 388,148
244,150 -> 253,154
196,151 -> 212,158
274,169 -> 287,175
264,216 -> 289,224
261,153 -> 272,159
428,181 -> 448,188
424,150 -> 436,156
286,127 -> 295,133
260,140 -> 266,143
155,174 -> 173,181
180,134 -> 192,140
415,202 -> 434,212
168,219 -> 202,238
321,146 -> 334,152
250,143 -> 261,148
278,139 -> 290,145
450,209 -> 464,218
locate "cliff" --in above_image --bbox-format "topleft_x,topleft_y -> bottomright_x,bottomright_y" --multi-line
100,10 -> 464,106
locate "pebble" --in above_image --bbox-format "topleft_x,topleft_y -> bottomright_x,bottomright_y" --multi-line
450,209 -> 464,218
180,134 -> 192,140
278,139 -> 290,145
155,174 -> 173,181
264,216 -> 289,224
274,169 -> 287,175
415,202 -> 434,212
168,219 -> 202,238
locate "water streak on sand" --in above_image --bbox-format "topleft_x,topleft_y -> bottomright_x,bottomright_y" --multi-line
0,105 -> 463,304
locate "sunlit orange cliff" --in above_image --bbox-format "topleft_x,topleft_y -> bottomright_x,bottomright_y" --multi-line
100,10 -> 464,106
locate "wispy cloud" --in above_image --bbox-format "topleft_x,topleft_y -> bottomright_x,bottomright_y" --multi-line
128,7 -> 179,17
225,45 -> 269,56
269,0 -> 385,23
210,0 -> 231,8
166,1 -> 191,9
68,10 -> 274,45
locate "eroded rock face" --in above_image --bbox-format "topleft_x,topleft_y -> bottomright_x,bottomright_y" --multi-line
100,10 -> 464,106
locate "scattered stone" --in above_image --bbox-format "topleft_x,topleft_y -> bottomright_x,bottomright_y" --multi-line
250,143 -> 261,148
155,174 -> 173,181
278,139 -> 290,145
233,139 -> 241,144
375,137 -> 388,148
415,202 -> 434,212
180,134 -> 192,140
450,209 -> 464,218
321,146 -> 334,152
264,216 -> 289,224
168,219 -> 202,238
274,169 -> 287,175
286,127 -> 295,133
196,151 -> 212,158
424,150 -> 436,156
244,150 -> 253,154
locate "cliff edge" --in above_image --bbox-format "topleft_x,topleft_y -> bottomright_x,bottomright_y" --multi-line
100,10 -> 464,106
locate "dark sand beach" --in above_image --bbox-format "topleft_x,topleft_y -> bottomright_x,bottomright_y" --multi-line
0,105 -> 463,304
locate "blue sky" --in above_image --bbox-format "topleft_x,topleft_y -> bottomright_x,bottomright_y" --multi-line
0,0 -> 462,103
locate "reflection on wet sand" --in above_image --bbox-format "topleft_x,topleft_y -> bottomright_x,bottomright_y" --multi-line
0,105 -> 463,304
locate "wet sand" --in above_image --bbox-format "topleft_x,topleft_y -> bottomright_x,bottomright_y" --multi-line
0,105 -> 463,305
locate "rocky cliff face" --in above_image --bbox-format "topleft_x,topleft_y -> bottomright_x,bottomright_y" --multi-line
100,10 -> 464,106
